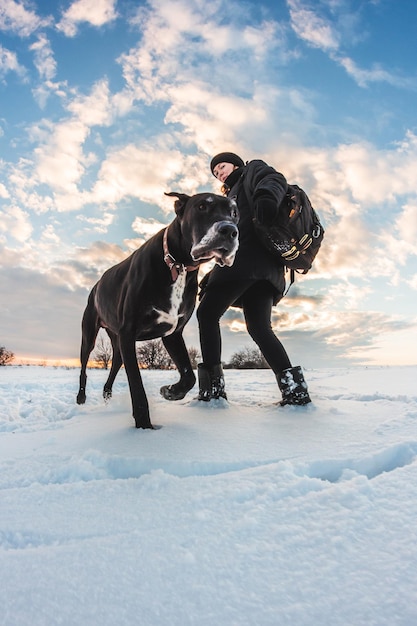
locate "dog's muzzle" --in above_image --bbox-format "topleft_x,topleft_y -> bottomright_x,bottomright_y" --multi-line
191,221 -> 239,267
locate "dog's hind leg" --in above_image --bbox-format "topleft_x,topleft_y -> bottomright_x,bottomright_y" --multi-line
160,332 -> 196,400
77,290 -> 100,405
103,330 -> 122,401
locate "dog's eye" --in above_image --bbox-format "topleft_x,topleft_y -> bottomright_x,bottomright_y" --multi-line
231,208 -> 238,219
198,203 -> 207,211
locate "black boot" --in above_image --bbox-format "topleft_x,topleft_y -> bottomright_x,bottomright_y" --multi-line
277,366 -> 311,406
198,363 -> 227,401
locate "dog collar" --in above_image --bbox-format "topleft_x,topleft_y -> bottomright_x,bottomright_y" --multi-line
163,227 -> 199,282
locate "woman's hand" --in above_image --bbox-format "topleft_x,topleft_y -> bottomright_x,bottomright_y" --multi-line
255,195 -> 278,225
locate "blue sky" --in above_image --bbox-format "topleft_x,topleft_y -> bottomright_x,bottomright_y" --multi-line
1,0 -> 417,367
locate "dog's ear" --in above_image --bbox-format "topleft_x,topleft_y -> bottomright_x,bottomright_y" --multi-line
165,192 -> 190,217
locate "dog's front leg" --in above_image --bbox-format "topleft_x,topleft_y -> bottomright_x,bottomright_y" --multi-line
118,332 -> 153,429
160,332 -> 196,400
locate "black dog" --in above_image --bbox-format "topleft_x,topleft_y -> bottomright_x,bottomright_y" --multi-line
76,192 -> 239,429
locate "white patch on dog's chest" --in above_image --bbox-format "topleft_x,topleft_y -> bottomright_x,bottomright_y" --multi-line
154,271 -> 187,335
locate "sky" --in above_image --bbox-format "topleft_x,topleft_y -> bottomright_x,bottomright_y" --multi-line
1,365 -> 417,624
1,0 -> 417,367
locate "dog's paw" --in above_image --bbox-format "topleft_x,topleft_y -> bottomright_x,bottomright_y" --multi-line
160,384 -> 187,401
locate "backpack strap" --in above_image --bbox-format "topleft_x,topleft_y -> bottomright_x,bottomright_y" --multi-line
282,269 -> 295,296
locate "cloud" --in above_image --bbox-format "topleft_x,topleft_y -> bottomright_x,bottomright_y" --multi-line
29,34 -> 59,107
122,0 -> 283,103
0,0 -> 51,37
287,0 -> 339,51
0,205 -> 33,242
68,240 -> 127,282
131,217 -> 167,238
67,79 -> 114,126
40,223 -> 60,244
0,44 -> 26,80
76,211 -> 115,234
333,132 -> 417,206
128,0 -> 278,59
164,81 -> 317,166
395,202 -> 417,247
33,118 -> 91,194
378,200 -> 417,269
409,275 -> 417,291
0,263 -> 86,359
285,131 -> 417,209
92,145 -> 208,209
29,34 -> 56,81
286,0 -> 415,90
337,56 -> 415,89
22,80 -> 116,206
57,0 -> 118,37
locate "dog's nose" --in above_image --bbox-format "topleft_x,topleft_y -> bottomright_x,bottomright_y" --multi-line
217,222 -> 238,240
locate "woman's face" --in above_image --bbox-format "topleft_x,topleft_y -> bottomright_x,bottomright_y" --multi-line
213,162 -> 236,183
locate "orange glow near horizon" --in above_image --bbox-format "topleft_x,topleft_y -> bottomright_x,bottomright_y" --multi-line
14,356 -> 82,368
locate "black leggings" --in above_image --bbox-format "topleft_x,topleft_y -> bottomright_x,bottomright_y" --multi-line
197,280 -> 292,374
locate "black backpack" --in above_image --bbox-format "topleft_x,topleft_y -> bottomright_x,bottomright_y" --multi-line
243,179 -> 324,278
256,184 -> 324,271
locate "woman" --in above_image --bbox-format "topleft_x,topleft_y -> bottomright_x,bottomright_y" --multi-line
196,151 -> 311,406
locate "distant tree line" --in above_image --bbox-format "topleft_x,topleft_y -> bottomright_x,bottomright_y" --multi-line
0,339 -> 268,370
92,334 -> 268,370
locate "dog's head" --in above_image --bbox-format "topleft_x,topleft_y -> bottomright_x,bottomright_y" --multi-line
165,192 -> 239,267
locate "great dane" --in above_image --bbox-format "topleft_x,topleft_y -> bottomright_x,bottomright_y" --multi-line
76,191 -> 239,429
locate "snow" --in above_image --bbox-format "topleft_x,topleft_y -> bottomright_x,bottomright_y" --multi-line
1,365 -> 417,626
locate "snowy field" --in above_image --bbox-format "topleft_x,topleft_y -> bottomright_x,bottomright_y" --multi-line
1,365 -> 417,626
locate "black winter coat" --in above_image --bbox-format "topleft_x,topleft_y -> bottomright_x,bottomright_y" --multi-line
203,159 -> 287,306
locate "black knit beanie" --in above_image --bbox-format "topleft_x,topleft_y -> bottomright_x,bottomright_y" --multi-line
210,152 -> 245,175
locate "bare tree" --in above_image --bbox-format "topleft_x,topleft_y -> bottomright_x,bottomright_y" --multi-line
187,346 -> 200,369
227,346 -> 269,369
0,346 -> 14,366
92,333 -> 113,370
136,339 -> 174,370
